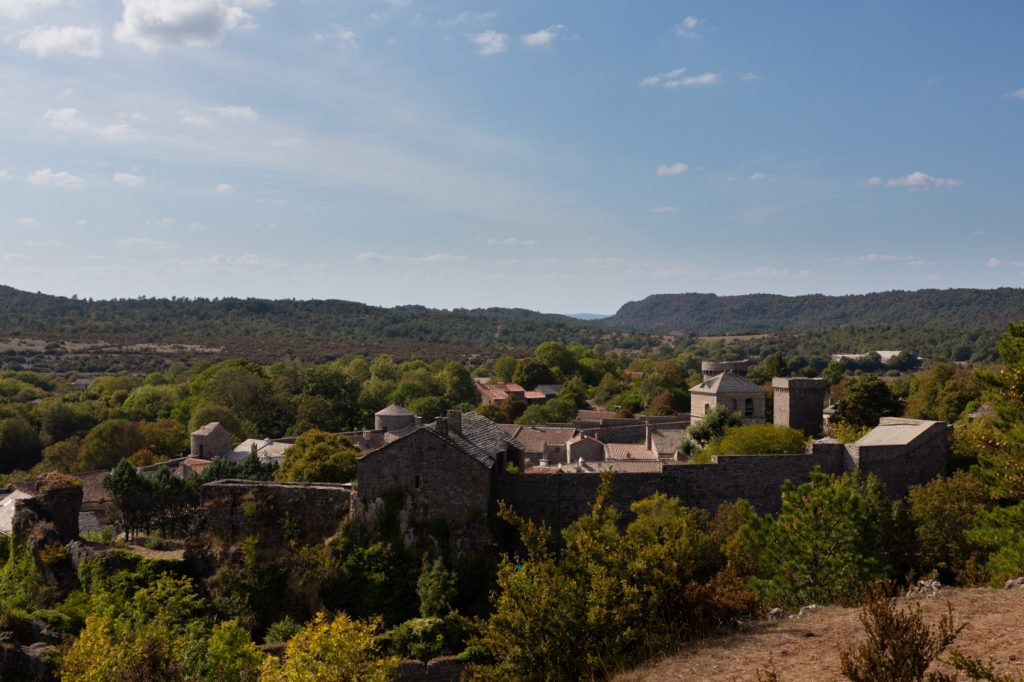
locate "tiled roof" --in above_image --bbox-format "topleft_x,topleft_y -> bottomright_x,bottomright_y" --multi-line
340,430 -> 388,453
376,404 -> 414,416
182,457 -> 213,475
650,428 -> 687,455
223,439 -> 292,463
191,422 -> 225,436
576,409 -> 618,420
429,411 -> 522,467
523,390 -> 546,401
599,460 -> 663,473
691,372 -> 764,394
604,443 -> 658,460
534,384 -> 563,396
137,457 -> 188,476
511,426 -> 578,453
74,470 -> 109,505
476,381 -> 527,402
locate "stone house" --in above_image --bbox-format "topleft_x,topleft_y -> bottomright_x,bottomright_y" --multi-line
190,422 -> 233,459
690,372 -> 766,423
354,411 -> 523,553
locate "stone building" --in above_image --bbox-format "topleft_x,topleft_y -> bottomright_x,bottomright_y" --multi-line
374,404 -> 417,432
354,411 -> 523,553
690,372 -> 766,423
190,422 -> 232,460
701,360 -> 751,380
773,377 -> 829,437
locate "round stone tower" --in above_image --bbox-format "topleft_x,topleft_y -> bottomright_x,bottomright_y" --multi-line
374,404 -> 416,432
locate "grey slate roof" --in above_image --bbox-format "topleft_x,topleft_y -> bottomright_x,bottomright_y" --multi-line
428,412 -> 523,468
691,372 -> 764,394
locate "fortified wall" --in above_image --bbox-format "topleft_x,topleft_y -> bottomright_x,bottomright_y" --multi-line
497,418 -> 949,537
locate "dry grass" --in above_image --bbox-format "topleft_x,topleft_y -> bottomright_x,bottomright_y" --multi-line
617,588 -> 1024,682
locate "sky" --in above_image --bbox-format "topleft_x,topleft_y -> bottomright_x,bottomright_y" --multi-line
1,1 -> 1022,315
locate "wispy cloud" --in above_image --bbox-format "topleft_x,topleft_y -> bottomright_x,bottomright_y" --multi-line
179,112 -> 211,127
469,30 -> 507,55
15,217 -> 37,224
43,107 -> 142,140
357,252 -> 469,264
478,236 -> 538,246
868,171 -> 962,190
215,183 -> 234,193
436,11 -> 495,28
828,254 -> 934,267
986,257 -> 1024,269
18,25 -> 101,57
642,68 -> 719,87
675,16 -> 703,39
741,72 -> 761,81
648,206 -> 680,214
116,236 -> 170,250
27,168 -> 83,188
0,0 -> 60,19
656,162 -> 688,176
314,27 -> 356,46
26,239 -> 60,247
1004,88 -> 1024,100
113,172 -> 146,187
750,172 -> 766,180
522,24 -> 563,48
211,105 -> 258,120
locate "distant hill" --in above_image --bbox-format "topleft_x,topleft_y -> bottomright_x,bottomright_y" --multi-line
565,313 -> 610,321
604,289 -> 1024,334
0,285 -> 647,365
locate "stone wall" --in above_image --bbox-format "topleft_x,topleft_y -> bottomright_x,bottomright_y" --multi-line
354,429 -> 493,554
849,419 -> 950,498
576,418 -> 689,444
394,657 -> 464,681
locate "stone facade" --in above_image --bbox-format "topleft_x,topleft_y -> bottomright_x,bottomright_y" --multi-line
773,377 -> 829,437
190,422 -> 233,459
690,373 -> 766,424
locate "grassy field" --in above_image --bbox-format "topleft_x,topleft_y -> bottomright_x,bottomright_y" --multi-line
618,587 -> 1024,682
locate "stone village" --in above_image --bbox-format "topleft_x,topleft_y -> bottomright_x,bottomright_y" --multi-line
2,360 -> 947,558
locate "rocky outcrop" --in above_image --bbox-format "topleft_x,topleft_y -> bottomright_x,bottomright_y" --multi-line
394,656 -> 465,681
0,616 -> 61,682
11,473 -> 82,547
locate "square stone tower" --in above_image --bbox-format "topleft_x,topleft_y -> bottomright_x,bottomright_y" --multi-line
772,377 -> 828,437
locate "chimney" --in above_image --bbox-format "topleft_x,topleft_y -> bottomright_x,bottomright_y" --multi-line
645,425 -> 652,450
435,416 -> 448,437
447,410 -> 462,437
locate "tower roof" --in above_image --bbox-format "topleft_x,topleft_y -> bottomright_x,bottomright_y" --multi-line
691,372 -> 763,394
375,404 -> 414,417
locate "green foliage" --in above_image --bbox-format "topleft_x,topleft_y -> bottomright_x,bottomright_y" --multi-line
264,615 -> 302,644
78,418 -> 147,472
0,414 -> 43,473
829,421 -> 873,443
475,473 -> 756,680
276,430 -> 359,483
688,405 -> 744,447
417,555 -> 456,618
511,358 -> 555,391
839,583 -> 963,682
383,615 -> 468,661
908,471 -> 989,584
966,503 -> 1024,586
259,610 -> 400,682
833,374 -> 903,429
102,459 -> 152,540
741,469 -> 899,609
904,363 -> 981,423
703,423 -> 808,457
973,322 -> 1024,501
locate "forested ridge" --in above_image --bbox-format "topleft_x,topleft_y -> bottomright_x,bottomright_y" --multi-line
607,288 -> 1024,333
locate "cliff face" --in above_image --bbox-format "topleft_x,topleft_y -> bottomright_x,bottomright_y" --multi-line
184,479 -> 351,577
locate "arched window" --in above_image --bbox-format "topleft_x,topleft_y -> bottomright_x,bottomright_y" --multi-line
745,398 -> 754,417
704,403 -> 710,415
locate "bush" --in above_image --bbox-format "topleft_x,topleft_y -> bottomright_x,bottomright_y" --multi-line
908,472 -> 989,584
383,616 -> 468,661
265,615 -> 302,644
703,423 -> 808,457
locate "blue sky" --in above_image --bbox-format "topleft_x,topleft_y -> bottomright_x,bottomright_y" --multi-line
1,1 -> 1022,314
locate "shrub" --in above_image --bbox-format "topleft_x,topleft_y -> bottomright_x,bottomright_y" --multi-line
908,471 -> 989,584
703,423 -> 808,457
265,616 -> 302,644
260,611 -> 400,682
839,583 -> 963,682
383,616 -> 468,661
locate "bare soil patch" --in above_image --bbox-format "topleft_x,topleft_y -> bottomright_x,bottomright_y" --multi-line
617,588 -> 1024,682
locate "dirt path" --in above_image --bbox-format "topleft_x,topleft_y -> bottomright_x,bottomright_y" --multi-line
618,588 -> 1024,682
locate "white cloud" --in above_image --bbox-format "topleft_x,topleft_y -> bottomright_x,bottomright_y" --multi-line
881,171 -> 961,190
862,176 -> 882,186
741,72 -> 761,81
314,27 -> 356,45
115,0 -> 270,51
481,237 -> 538,246
1004,88 -> 1024,100
215,183 -> 234,193
43,107 -> 86,130
729,266 -> 812,279
26,168 -> 83,188
648,206 -> 680,214
469,30 -> 507,55
99,123 -> 143,141
666,72 -> 719,87
437,11 -> 495,28
522,24 -> 563,48
15,217 -> 37,224
18,25 -> 101,57
3,253 -> 32,261
675,16 -> 702,38
357,251 -> 468,264
642,68 -> 719,87
656,162 -> 688,176
831,254 -> 934,267
0,0 -> 59,18
211,105 -> 258,120
750,172 -> 766,180
179,112 -> 211,127
986,257 -> 1024,269
0,170 -> 9,180
113,172 -> 146,187
115,236 -> 169,249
